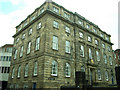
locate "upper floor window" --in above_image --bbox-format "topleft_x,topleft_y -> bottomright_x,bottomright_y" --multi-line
65,26 -> 70,33
65,40 -> 70,53
20,46 -> 24,57
89,48 -> 92,59
22,33 -> 25,39
23,22 -> 28,27
108,46 -> 111,52
88,36 -> 92,42
65,63 -> 71,77
79,32 -> 83,38
35,37 -> 40,51
29,28 -> 32,35
37,22 -> 42,30
78,20 -> 83,25
86,24 -> 90,29
104,54 -> 107,64
100,33 -> 104,38
18,26 -> 22,31
97,69 -> 102,80
17,66 -> 21,78
39,7 -> 44,14
81,66 -> 85,72
27,42 -> 31,54
24,64 -> 28,77
95,39 -> 98,45
102,43 -> 105,48
52,36 -> 58,50
53,6 -> 59,13
96,51 -> 100,61
105,71 -> 109,81
53,21 -> 59,28
106,37 -> 109,41
80,45 -> 84,57
64,12 -> 70,19
33,61 -> 38,76
30,16 -> 35,22
93,28 -> 97,33
16,38 -> 19,44
14,49 -> 17,59
109,56 -> 112,65
51,60 -> 57,76
12,67 -> 15,79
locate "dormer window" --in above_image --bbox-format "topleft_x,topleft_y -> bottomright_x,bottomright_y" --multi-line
30,16 -> 35,22
53,6 -> 59,13
78,20 -> 83,25
64,12 -> 70,19
86,24 -> 90,29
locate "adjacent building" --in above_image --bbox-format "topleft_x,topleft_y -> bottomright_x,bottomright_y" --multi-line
8,1 -> 116,89
0,44 -> 13,90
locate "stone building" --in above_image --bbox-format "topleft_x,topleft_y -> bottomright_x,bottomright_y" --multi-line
8,1 -> 116,89
0,44 -> 13,90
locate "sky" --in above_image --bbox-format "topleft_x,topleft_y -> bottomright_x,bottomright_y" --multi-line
0,0 -> 119,50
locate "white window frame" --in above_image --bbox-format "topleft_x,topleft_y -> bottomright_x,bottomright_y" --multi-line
52,36 -> 58,50
24,64 -> 28,77
35,37 -> 40,50
80,45 -> 84,57
20,46 -> 24,57
53,21 -> 59,28
79,32 -> 83,38
65,40 -> 70,53
51,61 -> 57,76
27,42 -> 31,54
37,22 -> 42,29
33,61 -> 38,76
65,26 -> 70,33
65,63 -> 71,77
17,66 -> 21,78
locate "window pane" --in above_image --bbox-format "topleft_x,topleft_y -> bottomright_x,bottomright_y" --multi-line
52,36 -> 58,50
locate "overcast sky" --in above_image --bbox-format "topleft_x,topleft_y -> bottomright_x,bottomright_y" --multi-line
0,0 -> 118,50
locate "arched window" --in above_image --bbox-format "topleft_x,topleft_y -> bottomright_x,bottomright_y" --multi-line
24,64 -> 28,77
65,63 -> 71,77
12,67 -> 15,78
51,61 -> 57,76
17,66 -> 21,78
33,61 -> 38,76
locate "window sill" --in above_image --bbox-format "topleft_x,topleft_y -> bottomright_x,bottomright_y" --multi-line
52,48 -> 58,51
65,76 -> 70,78
33,74 -> 38,77
53,26 -> 59,30
51,74 -> 57,77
